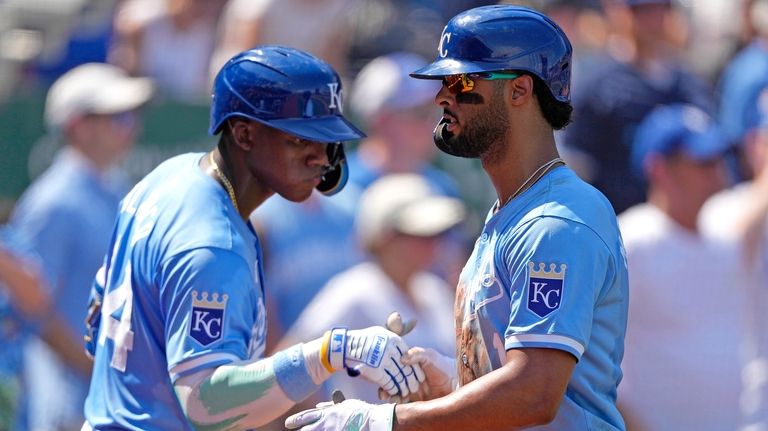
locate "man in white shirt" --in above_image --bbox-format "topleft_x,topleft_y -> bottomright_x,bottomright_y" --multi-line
618,103 -> 748,430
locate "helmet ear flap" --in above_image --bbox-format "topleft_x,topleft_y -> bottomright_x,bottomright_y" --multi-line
316,143 -> 348,196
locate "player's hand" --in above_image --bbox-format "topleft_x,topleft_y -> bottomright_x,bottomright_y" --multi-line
284,398 -> 395,431
385,311 -> 416,337
325,326 -> 425,398
380,347 -> 456,402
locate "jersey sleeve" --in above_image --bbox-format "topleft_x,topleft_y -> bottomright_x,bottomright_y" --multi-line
158,247 -> 259,382
499,216 -> 613,360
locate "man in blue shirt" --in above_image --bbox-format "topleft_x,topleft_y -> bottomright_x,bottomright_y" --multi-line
10,62 -> 154,430
82,46 -> 423,431
286,6 -> 629,431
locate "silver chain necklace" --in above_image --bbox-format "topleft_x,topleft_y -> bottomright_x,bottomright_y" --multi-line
496,157 -> 564,211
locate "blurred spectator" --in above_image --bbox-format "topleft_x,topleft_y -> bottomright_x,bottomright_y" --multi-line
700,87 -> 768,428
0,225 -> 92,431
9,63 -> 152,431
563,0 -> 714,214
0,227 -> 48,431
347,52 -> 448,191
31,0 -> 118,86
717,0 -> 768,153
617,104 -> 747,430
683,0 -> 744,82
278,173 -> 464,403
210,0 -> 358,80
110,0 -> 225,101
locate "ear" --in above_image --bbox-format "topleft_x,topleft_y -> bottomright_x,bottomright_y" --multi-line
229,119 -> 256,151
507,75 -> 534,107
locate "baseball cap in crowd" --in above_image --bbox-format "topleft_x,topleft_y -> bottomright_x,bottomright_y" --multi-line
45,63 -> 154,129
356,173 -> 465,249
350,52 -> 441,122
632,104 -> 730,179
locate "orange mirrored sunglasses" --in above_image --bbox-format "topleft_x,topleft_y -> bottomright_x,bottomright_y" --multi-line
442,72 -> 520,94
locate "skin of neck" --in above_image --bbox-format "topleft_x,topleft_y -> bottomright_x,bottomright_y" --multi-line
211,129 -> 273,220
647,187 -> 701,233
480,81 -> 560,207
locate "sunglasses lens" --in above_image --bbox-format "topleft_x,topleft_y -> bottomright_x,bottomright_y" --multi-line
442,75 -> 461,94
442,74 -> 476,94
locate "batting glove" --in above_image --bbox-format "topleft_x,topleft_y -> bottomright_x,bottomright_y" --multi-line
285,399 -> 395,431
321,326 -> 425,398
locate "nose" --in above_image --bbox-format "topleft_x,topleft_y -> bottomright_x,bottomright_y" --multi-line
435,84 -> 454,107
307,141 -> 329,167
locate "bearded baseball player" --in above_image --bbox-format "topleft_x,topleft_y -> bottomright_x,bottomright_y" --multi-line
81,46 -> 423,431
285,5 -> 630,431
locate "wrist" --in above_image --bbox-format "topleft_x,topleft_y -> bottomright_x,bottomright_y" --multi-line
369,403 -> 396,431
301,338 -> 333,383
321,327 -> 348,372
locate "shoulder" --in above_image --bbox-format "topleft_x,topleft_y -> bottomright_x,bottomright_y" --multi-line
131,154 -> 256,259
494,169 -> 623,261
698,185 -> 750,242
618,203 -> 665,243
525,168 -> 619,239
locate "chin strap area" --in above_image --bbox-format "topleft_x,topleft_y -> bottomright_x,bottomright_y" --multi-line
316,143 -> 348,196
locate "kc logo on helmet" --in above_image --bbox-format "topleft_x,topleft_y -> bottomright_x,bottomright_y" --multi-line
526,262 -> 566,318
190,291 -> 228,346
438,28 -> 452,58
327,82 -> 343,112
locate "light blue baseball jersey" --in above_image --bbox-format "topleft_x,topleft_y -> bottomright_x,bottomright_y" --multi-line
455,166 -> 628,430
84,153 -> 267,430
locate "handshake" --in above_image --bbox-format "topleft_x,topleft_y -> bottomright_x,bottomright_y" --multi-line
319,312 -> 456,402
288,312 -> 456,430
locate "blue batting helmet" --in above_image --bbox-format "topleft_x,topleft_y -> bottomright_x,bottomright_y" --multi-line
410,5 -> 572,102
209,45 -> 365,142
210,46 -> 363,196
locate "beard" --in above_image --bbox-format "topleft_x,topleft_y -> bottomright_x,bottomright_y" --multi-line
433,88 -> 509,159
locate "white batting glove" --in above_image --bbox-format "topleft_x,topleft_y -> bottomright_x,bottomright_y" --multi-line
323,326 -> 425,398
285,399 -> 395,431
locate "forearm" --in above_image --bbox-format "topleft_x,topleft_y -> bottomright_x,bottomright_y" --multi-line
175,338 -> 332,430
0,249 -> 51,317
393,349 -> 573,431
40,315 -> 93,378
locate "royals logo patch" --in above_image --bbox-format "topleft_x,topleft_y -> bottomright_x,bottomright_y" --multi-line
527,262 -> 566,318
190,291 -> 228,346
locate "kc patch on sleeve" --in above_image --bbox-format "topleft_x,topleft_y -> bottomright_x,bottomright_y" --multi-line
526,262 -> 566,318
190,291 -> 228,346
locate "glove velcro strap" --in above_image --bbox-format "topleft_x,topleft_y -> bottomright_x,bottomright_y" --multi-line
327,327 -> 348,371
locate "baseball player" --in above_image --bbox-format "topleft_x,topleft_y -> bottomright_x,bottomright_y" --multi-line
285,6 -> 629,431
81,46 -> 423,431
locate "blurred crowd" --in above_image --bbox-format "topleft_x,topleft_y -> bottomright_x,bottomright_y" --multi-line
0,0 -> 766,430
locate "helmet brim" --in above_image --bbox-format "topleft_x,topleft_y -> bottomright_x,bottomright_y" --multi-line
265,116 -> 366,143
410,58 -> 493,79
